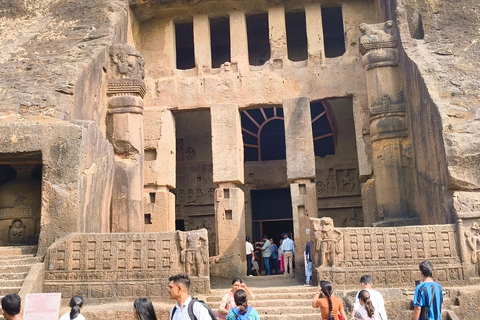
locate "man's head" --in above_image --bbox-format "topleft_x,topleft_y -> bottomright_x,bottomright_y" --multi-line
246,236 -> 250,242
168,273 -> 191,300
419,260 -> 434,278
2,294 -> 21,317
360,274 -> 373,289
262,235 -> 269,241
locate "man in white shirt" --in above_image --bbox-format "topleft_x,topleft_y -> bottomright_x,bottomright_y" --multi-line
169,273 -> 213,320
282,233 -> 295,275
353,275 -> 388,320
246,236 -> 254,276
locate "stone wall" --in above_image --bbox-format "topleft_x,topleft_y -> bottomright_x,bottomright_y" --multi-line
44,229 -> 210,302
311,217 -> 467,288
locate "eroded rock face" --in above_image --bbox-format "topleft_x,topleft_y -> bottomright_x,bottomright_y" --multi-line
396,0 -> 480,190
0,0 -> 127,120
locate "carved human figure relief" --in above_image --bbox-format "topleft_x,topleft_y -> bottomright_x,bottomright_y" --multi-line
339,169 -> 356,194
9,219 -> 26,244
178,230 -> 208,276
465,219 -> 480,268
315,217 -> 343,267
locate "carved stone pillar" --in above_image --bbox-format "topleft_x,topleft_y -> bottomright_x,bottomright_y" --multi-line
283,97 -> 318,279
359,21 -> 410,223
106,44 -> 146,232
210,103 -> 245,276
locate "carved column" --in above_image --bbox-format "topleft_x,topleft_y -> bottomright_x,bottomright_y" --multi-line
283,97 -> 318,279
106,44 -> 146,232
359,21 -> 410,223
210,103 -> 245,277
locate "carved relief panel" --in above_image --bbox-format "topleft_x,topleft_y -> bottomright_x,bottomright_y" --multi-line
44,230 -> 210,300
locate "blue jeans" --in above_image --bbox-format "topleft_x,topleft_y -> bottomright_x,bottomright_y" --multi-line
306,261 -> 312,284
246,254 -> 252,276
263,257 -> 271,275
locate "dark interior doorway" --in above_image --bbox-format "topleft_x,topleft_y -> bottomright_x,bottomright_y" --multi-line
251,188 -> 293,245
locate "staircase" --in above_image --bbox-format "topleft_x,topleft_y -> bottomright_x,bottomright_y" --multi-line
0,245 -> 39,319
207,274 -> 321,320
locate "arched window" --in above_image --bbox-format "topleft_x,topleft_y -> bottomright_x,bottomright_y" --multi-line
241,102 -> 336,162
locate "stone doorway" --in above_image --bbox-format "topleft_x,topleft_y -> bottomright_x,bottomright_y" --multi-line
0,156 -> 42,247
251,188 -> 293,243
174,110 -> 217,256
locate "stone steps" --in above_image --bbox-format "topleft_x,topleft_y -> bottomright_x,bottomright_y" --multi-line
0,246 -> 39,297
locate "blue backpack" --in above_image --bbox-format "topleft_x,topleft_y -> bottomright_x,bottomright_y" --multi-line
231,306 -> 252,319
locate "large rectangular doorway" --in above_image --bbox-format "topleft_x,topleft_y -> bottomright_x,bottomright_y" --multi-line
251,188 -> 293,245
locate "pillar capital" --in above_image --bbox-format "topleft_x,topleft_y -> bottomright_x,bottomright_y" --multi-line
107,44 -> 146,99
359,20 -> 399,70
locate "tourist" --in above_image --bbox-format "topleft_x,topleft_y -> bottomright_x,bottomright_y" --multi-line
278,238 -> 284,273
269,238 -> 278,275
59,296 -> 85,320
353,290 -> 375,320
217,278 -> 255,319
304,241 -> 312,286
246,236 -> 254,277
168,273 -> 213,319
312,280 -> 348,320
255,235 -> 272,275
412,261 -> 443,320
133,298 -> 157,320
251,251 -> 260,276
1,294 -> 24,320
282,232 -> 295,274
353,275 -> 387,320
226,289 -> 260,320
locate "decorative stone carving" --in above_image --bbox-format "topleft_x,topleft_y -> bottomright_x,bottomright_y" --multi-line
9,219 -> 26,244
359,20 -> 399,70
311,218 -> 466,287
312,217 -> 344,267
107,44 -> 146,114
369,94 -> 407,142
178,230 -> 209,276
44,230 -> 210,300
465,219 -> 480,267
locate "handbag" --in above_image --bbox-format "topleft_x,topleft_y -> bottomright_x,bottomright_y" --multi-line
419,283 -> 435,320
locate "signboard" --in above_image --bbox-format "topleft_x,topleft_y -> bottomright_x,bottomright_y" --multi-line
23,293 -> 61,320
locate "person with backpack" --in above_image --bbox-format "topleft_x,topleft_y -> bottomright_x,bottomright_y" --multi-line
226,289 -> 260,320
412,261 -> 443,320
169,273 -> 216,320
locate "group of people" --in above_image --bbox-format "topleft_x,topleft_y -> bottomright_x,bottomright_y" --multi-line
245,232 -> 295,276
1,294 -> 85,320
2,260 -> 443,320
311,260 -> 443,320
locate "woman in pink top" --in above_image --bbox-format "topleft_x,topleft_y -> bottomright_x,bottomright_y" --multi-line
217,278 -> 255,319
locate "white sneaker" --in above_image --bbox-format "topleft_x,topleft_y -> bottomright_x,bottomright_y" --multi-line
248,275 -> 253,277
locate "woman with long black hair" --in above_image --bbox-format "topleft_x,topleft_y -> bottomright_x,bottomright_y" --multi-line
133,298 -> 157,320
353,290 -> 375,320
59,296 -> 84,320
226,289 -> 260,320
312,281 -> 348,320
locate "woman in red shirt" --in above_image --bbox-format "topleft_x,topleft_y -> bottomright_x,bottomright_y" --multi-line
312,280 -> 348,320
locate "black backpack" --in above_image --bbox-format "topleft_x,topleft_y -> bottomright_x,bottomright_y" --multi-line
171,298 -> 217,320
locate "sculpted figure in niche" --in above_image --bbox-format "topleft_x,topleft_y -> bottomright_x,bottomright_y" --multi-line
465,219 -> 480,271
195,188 -> 204,199
316,181 -> 326,196
9,219 -> 26,244
178,230 -> 208,276
326,169 -> 337,196
185,147 -> 196,161
339,170 -> 356,194
315,217 -> 343,267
